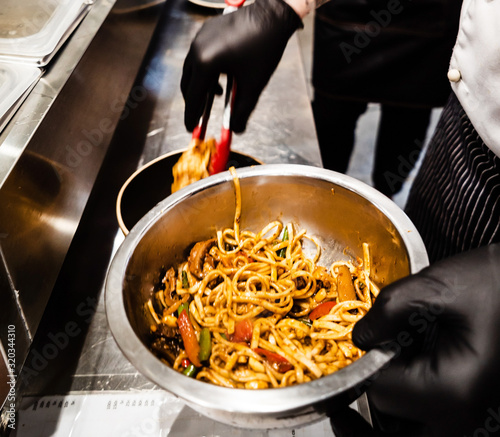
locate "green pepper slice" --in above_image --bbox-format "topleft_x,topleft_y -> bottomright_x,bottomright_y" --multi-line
278,227 -> 289,258
178,302 -> 189,317
199,328 -> 212,362
182,270 -> 189,288
182,363 -> 197,377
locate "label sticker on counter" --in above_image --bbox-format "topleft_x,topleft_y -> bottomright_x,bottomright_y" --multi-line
12,391 -> 336,437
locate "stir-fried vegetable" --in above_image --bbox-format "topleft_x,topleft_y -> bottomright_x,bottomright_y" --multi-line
229,319 -> 253,343
178,302 -> 189,316
253,348 -> 293,373
199,328 -> 212,362
182,363 -> 198,377
277,227 -> 289,258
337,265 -> 356,302
177,305 -> 202,367
309,300 -> 337,321
182,270 -> 189,288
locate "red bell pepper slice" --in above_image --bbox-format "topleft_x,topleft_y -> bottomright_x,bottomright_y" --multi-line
309,300 -> 337,321
253,348 -> 293,373
178,309 -> 202,367
229,319 -> 253,343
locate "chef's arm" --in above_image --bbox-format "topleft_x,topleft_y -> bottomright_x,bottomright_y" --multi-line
283,0 -> 330,18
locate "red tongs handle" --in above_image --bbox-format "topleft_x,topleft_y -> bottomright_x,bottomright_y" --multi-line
209,77 -> 235,175
225,0 -> 246,7
192,92 -> 215,142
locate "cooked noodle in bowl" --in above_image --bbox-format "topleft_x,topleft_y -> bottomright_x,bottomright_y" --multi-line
147,169 -> 378,389
106,164 -> 428,429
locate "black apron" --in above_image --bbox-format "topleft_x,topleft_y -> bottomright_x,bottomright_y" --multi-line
405,93 -> 500,262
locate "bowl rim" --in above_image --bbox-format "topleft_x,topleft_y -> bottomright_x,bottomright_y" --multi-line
106,164 -> 429,415
115,148 -> 263,235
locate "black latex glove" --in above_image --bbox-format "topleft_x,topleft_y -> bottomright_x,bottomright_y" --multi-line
181,0 -> 302,133
331,243 -> 500,437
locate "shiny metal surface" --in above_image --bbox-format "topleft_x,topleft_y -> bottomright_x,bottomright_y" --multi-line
106,165 -> 429,429
0,0 -> 114,185
0,1 -> 60,38
0,0 -> 93,66
0,63 -> 42,133
0,0 -> 166,414
6,0 -> 345,433
12,0 -> 321,403
68,0 -> 321,392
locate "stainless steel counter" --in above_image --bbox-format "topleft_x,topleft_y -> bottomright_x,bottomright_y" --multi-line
3,0 -> 326,433
0,0 -> 169,422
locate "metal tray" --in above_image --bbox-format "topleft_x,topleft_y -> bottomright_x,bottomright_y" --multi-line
0,63 -> 42,133
0,0 -> 93,66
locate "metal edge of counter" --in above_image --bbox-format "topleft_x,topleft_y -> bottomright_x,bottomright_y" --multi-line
0,0 -> 167,416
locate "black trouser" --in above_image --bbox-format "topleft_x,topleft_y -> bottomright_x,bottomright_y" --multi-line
312,92 -> 432,197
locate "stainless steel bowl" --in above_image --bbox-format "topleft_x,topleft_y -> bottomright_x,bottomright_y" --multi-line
105,164 -> 428,429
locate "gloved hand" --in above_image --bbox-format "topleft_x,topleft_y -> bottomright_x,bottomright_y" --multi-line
331,243 -> 500,437
181,0 -> 302,133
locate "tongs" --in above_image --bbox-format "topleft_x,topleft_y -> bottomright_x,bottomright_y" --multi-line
191,0 -> 246,175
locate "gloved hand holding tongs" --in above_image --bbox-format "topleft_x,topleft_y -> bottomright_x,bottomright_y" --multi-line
192,0 -> 245,175
181,0 -> 303,173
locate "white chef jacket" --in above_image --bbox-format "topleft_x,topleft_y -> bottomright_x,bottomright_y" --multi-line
448,0 -> 500,158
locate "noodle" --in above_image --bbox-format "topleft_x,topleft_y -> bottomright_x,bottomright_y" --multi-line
171,137 -> 216,193
148,168 -> 376,389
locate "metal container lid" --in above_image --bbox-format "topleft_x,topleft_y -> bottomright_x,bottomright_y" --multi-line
0,0 -> 93,66
0,62 -> 42,133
